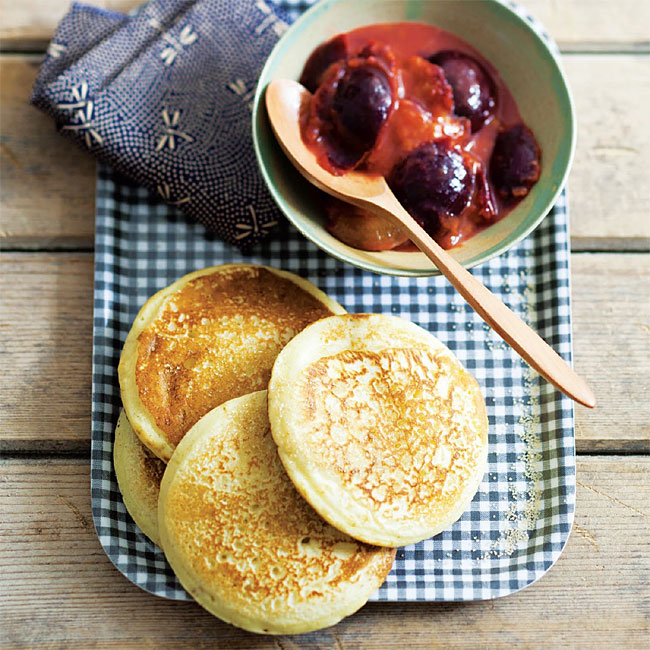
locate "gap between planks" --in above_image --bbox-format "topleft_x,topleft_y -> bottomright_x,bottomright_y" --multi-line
0,456 -> 648,648
1,0 -> 649,52
2,54 -> 649,250
0,251 -> 648,455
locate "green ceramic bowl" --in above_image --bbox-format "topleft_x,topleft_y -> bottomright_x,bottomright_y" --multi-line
252,0 -> 575,276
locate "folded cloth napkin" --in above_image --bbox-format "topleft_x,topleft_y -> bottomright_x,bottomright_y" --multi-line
30,0 -> 301,249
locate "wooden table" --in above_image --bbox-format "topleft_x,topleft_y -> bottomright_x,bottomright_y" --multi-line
1,1 -> 649,647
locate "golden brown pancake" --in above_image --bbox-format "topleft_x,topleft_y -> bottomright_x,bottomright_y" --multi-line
159,391 -> 395,635
113,410 -> 165,547
268,313 -> 488,547
119,264 -> 344,461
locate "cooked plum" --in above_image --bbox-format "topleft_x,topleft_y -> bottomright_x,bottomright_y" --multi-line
356,40 -> 398,71
400,54 -> 455,118
428,50 -> 496,132
490,124 -> 541,201
300,35 -> 348,94
299,23 -> 541,250
388,140 -> 474,234
331,61 -> 394,155
304,56 -> 395,172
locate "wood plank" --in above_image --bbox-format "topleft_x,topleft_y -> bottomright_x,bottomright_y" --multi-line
1,252 -> 648,453
1,53 -> 649,250
572,253 -> 650,450
0,55 -> 96,249
523,0 -> 650,52
0,0 -> 140,51
0,253 -> 93,451
1,456 -> 648,648
0,0 -> 648,51
564,55 -> 650,250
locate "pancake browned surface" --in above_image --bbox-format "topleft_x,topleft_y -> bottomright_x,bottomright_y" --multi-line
113,410 -> 165,547
119,264 -> 344,461
268,313 -> 488,547
159,391 -> 395,635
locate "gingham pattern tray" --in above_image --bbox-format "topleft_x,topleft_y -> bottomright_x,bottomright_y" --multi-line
91,166 -> 575,602
90,0 -> 574,602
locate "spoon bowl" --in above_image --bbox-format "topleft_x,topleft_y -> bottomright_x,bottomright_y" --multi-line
264,79 -> 390,204
265,78 -> 596,409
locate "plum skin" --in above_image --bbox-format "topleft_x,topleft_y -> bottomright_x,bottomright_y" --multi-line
388,140 -> 474,234
300,35 -> 348,94
490,124 -> 541,201
331,62 -> 394,154
428,50 -> 496,132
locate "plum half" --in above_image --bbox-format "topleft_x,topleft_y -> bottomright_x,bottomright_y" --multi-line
388,140 -> 474,236
490,124 -> 541,201
330,60 -> 394,159
300,35 -> 348,94
428,50 -> 496,132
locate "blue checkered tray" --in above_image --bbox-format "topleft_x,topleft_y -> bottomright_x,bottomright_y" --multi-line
91,163 -> 575,602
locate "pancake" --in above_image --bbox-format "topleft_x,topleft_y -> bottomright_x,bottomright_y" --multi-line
119,264 -> 344,462
113,410 -> 165,547
268,313 -> 488,547
159,391 -> 395,635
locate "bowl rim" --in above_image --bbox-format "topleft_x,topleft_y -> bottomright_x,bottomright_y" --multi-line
252,0 -> 576,277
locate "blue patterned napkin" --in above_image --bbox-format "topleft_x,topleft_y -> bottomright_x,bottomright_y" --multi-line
30,0 -> 298,249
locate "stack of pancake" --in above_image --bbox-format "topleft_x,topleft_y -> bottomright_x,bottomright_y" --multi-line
115,263 -> 488,634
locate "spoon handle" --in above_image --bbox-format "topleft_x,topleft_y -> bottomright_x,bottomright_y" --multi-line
377,193 -> 596,408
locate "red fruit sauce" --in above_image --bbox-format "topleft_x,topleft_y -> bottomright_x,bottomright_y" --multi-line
299,23 -> 541,251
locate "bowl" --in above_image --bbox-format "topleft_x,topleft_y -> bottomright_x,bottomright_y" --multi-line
252,0 -> 575,276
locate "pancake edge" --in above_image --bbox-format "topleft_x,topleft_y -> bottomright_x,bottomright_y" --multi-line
118,263 -> 345,462
158,390 -> 395,635
113,409 -> 163,548
268,313 -> 489,547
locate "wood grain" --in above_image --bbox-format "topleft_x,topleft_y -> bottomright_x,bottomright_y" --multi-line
0,252 -> 648,453
564,55 -> 650,250
523,0 -> 650,51
571,253 -> 650,450
0,0 -> 648,51
0,2 -> 647,649
0,0 -> 140,51
1,456 -> 648,648
0,55 -> 96,249
2,53 -> 649,251
0,254 -> 93,451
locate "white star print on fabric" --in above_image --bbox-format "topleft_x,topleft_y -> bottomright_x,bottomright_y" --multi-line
234,205 -> 278,240
57,82 -> 103,148
156,108 -> 194,151
157,181 -> 191,205
47,42 -> 67,58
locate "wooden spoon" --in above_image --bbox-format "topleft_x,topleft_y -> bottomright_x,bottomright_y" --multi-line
265,79 -> 596,408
